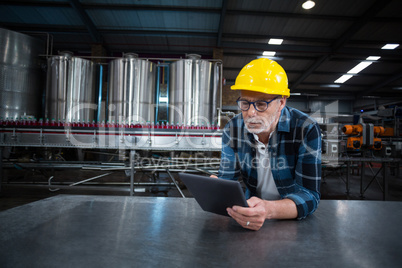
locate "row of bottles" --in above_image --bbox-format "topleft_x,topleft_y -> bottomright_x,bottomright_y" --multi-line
0,117 -> 219,130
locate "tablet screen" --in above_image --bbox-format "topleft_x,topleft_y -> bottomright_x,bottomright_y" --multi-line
179,173 -> 248,217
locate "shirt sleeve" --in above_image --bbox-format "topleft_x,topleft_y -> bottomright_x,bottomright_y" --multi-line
284,121 -> 322,220
217,125 -> 241,181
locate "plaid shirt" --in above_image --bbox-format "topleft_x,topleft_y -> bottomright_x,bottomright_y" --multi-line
218,106 -> 322,220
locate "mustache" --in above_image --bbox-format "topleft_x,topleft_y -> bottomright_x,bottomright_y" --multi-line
245,117 -> 267,125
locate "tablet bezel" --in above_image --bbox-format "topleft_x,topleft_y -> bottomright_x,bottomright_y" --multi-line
179,173 -> 248,217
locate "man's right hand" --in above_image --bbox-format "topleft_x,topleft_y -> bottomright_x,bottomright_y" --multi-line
210,175 -> 218,178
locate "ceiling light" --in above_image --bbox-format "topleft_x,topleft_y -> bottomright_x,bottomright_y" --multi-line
321,84 -> 341,88
347,62 -> 372,74
302,1 -> 315,9
268,38 -> 283,45
262,51 -> 276,56
334,74 -> 353,84
382,44 -> 399,50
366,56 -> 380,61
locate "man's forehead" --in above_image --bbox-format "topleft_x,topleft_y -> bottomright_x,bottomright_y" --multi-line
240,90 -> 276,100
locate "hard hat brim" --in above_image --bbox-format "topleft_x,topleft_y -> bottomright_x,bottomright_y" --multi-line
231,84 -> 290,97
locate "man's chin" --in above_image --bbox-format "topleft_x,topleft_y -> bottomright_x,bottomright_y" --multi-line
245,126 -> 265,134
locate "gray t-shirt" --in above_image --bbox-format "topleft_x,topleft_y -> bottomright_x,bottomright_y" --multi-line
253,133 -> 281,200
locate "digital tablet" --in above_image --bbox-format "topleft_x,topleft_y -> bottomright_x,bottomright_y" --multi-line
179,173 -> 248,217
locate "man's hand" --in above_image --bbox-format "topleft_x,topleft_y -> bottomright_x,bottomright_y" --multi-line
227,197 -> 268,231
210,175 -> 218,178
227,197 -> 298,231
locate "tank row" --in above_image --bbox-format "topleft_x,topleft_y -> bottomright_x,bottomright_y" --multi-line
0,28 -> 222,128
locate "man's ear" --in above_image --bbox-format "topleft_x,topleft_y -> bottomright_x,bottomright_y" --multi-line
278,97 -> 287,111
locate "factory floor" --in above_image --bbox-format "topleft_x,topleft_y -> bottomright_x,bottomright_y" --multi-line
1,165 -> 402,212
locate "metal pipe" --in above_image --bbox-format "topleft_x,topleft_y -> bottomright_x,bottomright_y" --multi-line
8,181 -> 176,186
99,161 -> 221,171
166,169 -> 185,198
0,148 -> 3,193
130,150 -> 135,196
219,61 -> 223,127
7,183 -> 131,192
69,172 -> 113,186
48,172 -> 113,191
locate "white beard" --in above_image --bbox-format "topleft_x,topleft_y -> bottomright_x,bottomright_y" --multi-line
244,113 -> 277,134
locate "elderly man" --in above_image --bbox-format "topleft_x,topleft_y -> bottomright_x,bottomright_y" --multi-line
217,58 -> 321,231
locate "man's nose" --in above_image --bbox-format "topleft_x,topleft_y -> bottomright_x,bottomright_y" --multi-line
247,104 -> 258,116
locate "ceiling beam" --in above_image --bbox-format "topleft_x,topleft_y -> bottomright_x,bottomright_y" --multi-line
224,67 -> 390,78
68,0 -> 102,43
2,23 -> 399,48
0,0 -> 69,7
1,23 -> 217,37
5,22 -> 401,58
220,41 -> 402,57
2,1 -> 401,23
221,41 -> 330,54
216,0 -> 228,47
222,33 -> 402,46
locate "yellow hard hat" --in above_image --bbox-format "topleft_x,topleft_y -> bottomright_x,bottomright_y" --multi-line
231,58 -> 290,97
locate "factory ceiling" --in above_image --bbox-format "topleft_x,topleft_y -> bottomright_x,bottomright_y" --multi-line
1,0 -> 402,109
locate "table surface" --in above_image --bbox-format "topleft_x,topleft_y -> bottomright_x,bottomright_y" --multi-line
1,195 -> 401,268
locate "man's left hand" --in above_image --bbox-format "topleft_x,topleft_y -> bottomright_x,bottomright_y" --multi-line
227,196 -> 268,231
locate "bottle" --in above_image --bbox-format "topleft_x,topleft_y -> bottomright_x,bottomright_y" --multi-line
10,117 -> 16,126
133,121 -> 140,128
32,117 -> 38,126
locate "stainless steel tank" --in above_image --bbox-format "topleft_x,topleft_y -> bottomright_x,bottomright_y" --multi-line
0,28 -> 43,120
45,52 -> 97,123
107,53 -> 156,124
169,54 -> 220,126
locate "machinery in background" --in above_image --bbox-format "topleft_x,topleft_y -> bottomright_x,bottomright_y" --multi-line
340,107 -> 402,158
320,106 -> 402,167
0,28 -> 44,120
342,123 -> 385,151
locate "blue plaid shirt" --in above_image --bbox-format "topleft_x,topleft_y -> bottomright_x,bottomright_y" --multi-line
218,106 -> 322,220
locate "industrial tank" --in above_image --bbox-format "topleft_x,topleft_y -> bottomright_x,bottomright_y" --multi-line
169,54 -> 220,127
0,28 -> 43,120
107,53 -> 156,124
45,52 -> 97,123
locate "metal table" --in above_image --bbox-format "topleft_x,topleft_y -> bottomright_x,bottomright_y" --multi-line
1,195 -> 401,267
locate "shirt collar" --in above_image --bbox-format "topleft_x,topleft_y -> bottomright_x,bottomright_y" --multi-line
277,106 -> 290,133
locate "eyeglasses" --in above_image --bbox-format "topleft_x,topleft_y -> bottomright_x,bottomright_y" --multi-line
236,96 -> 279,112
